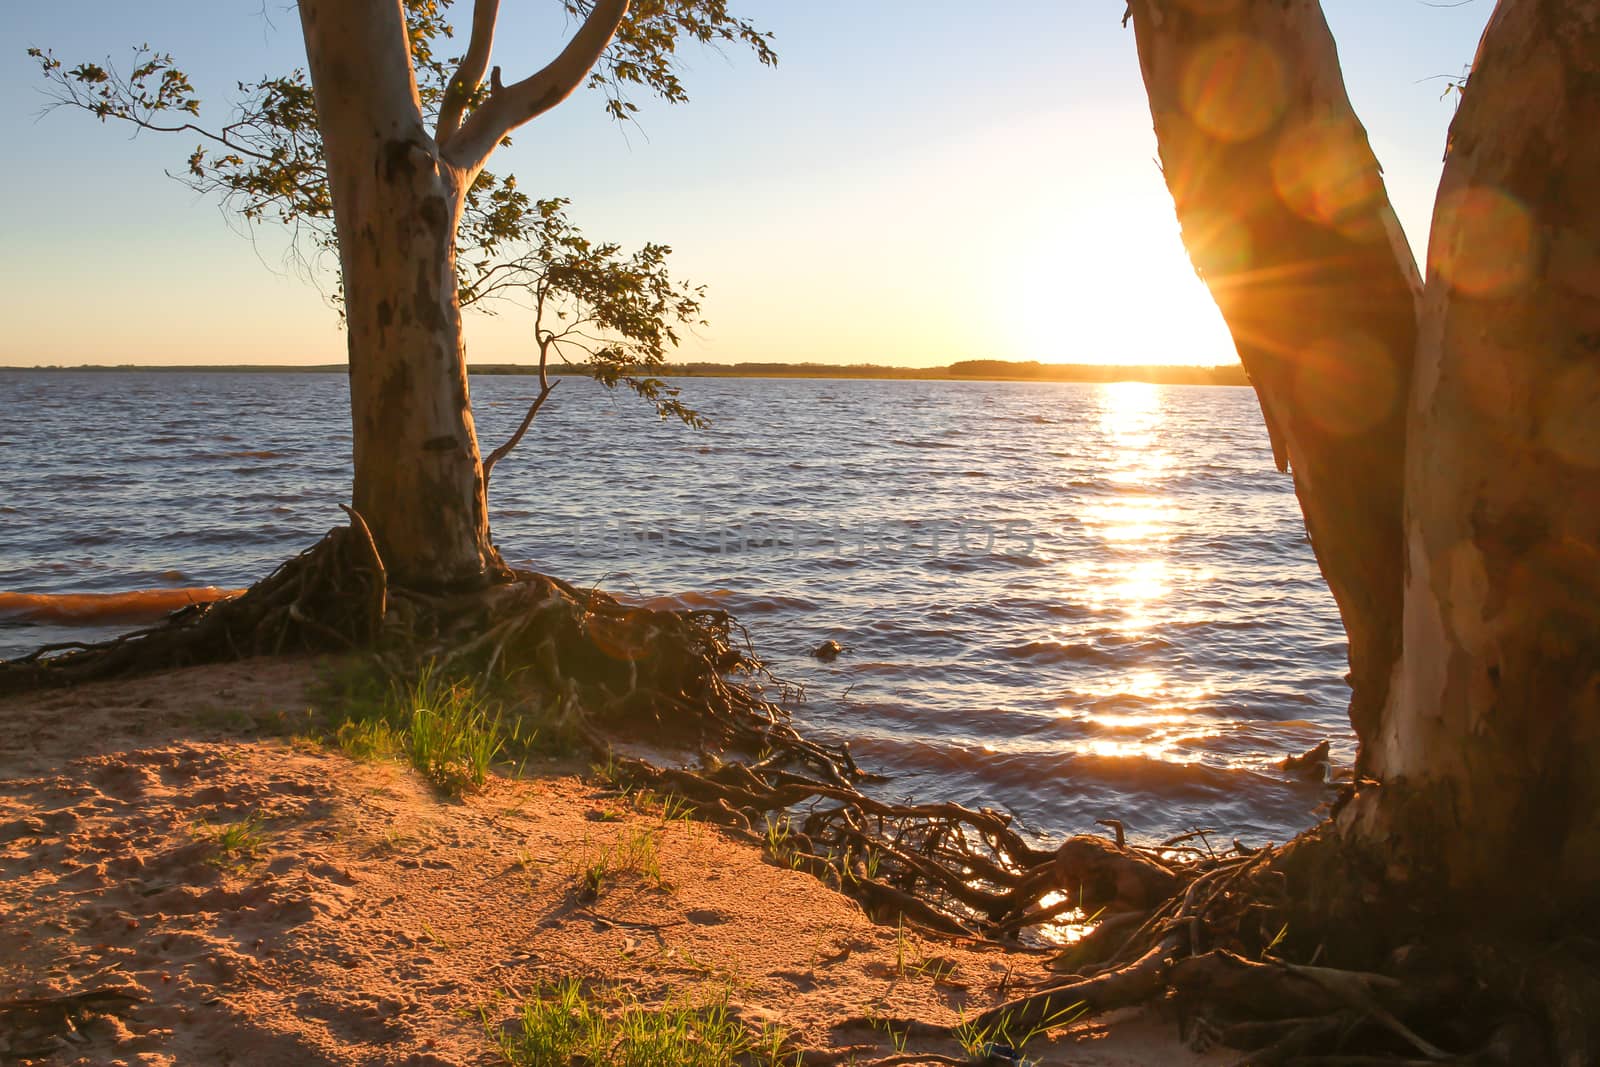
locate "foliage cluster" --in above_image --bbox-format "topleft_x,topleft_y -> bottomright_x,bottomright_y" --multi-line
28,0 -> 776,430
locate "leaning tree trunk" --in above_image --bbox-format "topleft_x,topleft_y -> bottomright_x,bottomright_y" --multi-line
299,0 -> 494,591
1131,0 -> 1600,930
1125,0 -> 1421,763
1340,0 -> 1600,926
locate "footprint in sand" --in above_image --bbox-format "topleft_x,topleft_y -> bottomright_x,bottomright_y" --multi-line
84,758 -> 160,801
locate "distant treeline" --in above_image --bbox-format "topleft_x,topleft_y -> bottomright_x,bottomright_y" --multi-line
944,360 -> 1246,386
480,359 -> 1250,386
18,359 -> 1248,386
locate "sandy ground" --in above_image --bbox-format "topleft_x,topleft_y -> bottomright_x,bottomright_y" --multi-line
0,659 -> 1223,1066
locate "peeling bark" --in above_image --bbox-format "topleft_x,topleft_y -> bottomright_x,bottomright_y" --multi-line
300,0 -> 491,590
1129,0 -> 1600,925
1126,0 -> 1421,761
1345,0 -> 1600,921
294,0 -> 629,590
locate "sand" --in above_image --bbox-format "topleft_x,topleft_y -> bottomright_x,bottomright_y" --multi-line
0,659 -> 1224,1066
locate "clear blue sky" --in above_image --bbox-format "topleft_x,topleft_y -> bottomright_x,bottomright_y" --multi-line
1,1 -> 1491,367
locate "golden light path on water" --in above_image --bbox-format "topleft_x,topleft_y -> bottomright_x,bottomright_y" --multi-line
1036,383 -> 1226,946
1060,383 -> 1224,762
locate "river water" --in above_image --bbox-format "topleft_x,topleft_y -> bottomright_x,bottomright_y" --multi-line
0,370 -> 1351,844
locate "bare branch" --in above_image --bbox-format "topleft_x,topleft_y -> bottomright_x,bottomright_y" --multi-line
483,338 -> 559,486
460,257 -> 543,307
435,0 -> 501,146
444,0 -> 630,173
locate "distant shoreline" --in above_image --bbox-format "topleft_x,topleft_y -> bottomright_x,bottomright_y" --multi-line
5,359 -> 1249,387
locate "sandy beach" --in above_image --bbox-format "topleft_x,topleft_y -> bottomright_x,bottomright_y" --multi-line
0,660 -> 1221,1065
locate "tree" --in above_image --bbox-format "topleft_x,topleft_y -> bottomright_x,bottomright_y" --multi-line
960,8 -> 1599,1059
1124,0 -> 1600,978
30,0 -> 772,591
1125,1 -> 1418,776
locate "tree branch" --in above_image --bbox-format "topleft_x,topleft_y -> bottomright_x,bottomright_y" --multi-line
444,0 -> 630,173
435,0 -> 501,146
483,332 -> 558,487
460,258 -> 541,307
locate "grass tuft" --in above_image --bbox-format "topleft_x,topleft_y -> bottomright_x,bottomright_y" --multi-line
952,994 -> 1086,1060
201,813 -> 269,868
575,827 -> 667,901
488,979 -> 798,1067
319,662 -> 532,797
399,666 -> 510,794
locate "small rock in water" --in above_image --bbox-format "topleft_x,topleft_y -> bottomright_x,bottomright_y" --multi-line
811,640 -> 845,662
1282,739 -> 1332,781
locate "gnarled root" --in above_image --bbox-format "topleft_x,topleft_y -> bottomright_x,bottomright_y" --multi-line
0,514 -> 385,696
9,528 -> 1598,1064
922,825 -> 1600,1064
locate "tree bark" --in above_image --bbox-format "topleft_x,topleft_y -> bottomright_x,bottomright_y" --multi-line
1125,1 -> 1421,762
1342,0 -> 1600,921
299,0 -> 493,590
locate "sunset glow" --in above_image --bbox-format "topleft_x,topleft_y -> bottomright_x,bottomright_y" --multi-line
3,3 -> 1493,370
3,1 -> 1585,1054
1004,197 -> 1236,367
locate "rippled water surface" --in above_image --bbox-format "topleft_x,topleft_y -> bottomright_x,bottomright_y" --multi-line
0,370 -> 1352,843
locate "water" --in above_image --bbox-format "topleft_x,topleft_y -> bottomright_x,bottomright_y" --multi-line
0,370 -> 1351,845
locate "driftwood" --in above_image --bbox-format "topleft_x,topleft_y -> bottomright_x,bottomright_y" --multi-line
0,987 -> 145,1060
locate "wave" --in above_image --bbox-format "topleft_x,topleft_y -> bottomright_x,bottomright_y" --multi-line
641,590 -> 819,614
1000,641 -> 1120,665
0,587 -> 244,625
180,449 -> 291,461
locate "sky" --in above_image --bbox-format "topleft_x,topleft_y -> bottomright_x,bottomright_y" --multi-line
0,1 -> 1493,368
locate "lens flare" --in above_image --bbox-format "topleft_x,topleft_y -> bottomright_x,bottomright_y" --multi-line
1432,186 -> 1539,298
1293,332 -> 1399,437
1180,209 -> 1254,279
1180,34 -> 1288,143
1539,364 -> 1600,468
1271,119 -> 1385,241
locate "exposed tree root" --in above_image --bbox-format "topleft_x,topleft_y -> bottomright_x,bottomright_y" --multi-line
4,524 -> 1597,1064
0,987 -> 146,1060
0,513 -> 385,697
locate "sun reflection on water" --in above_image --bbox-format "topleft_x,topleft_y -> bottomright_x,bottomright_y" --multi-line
1033,891 -> 1097,947
1080,498 -> 1181,543
1074,383 -> 1187,635
1099,381 -> 1168,485
1054,383 -> 1224,757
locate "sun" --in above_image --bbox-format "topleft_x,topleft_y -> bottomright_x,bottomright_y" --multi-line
999,197 -> 1238,368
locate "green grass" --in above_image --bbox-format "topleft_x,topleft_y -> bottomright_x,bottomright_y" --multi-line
201,813 -> 269,868
488,979 -> 797,1067
865,1011 -> 911,1054
317,662 -> 547,797
590,750 -> 625,789
576,827 -> 667,900
401,668 -> 512,794
761,814 -> 805,871
951,994 -> 1087,1059
623,788 -> 696,827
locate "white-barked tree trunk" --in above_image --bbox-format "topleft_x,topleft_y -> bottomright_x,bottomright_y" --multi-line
297,0 -> 628,590
1128,0 -> 1600,923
